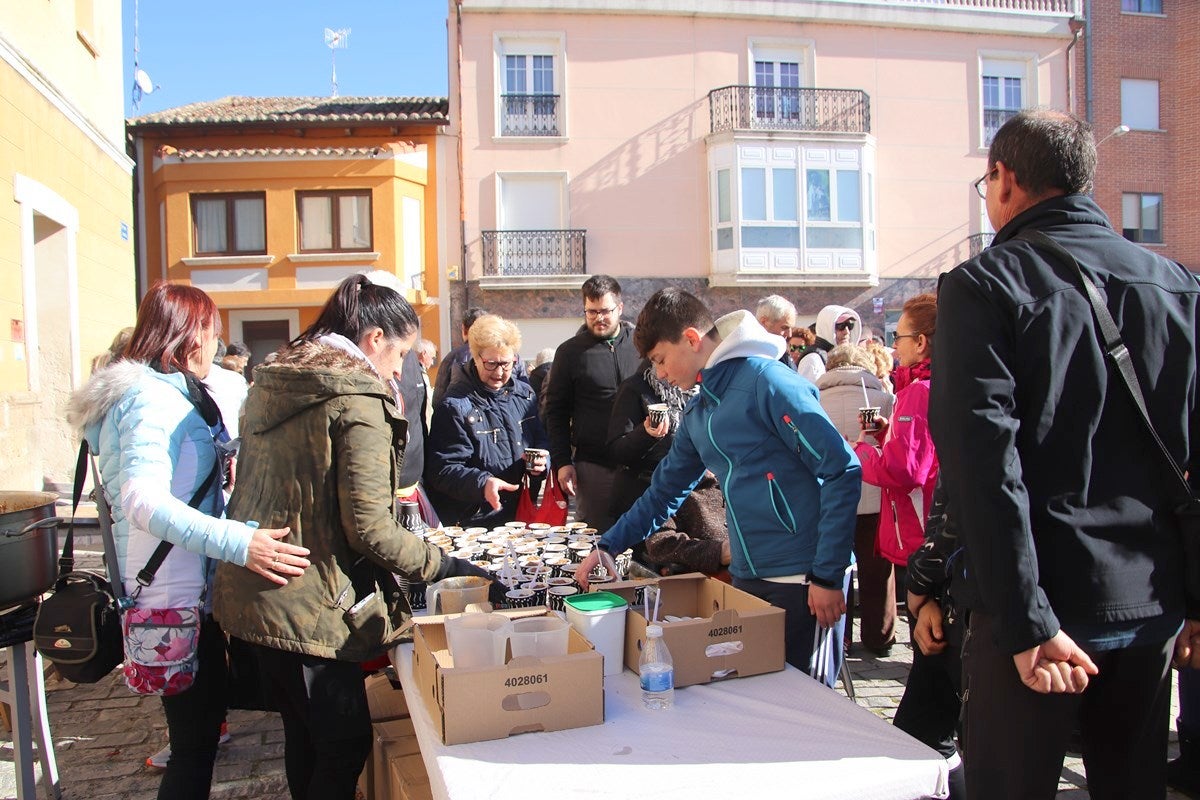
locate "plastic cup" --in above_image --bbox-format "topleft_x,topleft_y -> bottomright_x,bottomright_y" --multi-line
425,576 -> 491,614
444,613 -> 511,668
508,616 -> 570,658
858,406 -> 882,432
547,585 -> 578,612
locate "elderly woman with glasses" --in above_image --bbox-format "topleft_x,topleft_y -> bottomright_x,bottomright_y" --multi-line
425,314 -> 549,527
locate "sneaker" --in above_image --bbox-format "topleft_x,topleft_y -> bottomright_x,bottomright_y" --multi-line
145,722 -> 231,769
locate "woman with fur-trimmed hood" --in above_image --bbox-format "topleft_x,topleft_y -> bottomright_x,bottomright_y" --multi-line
68,282 -> 307,800
214,272 -> 496,800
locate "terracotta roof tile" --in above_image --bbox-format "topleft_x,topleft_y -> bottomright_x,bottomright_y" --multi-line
165,144 -> 416,160
129,96 -> 448,127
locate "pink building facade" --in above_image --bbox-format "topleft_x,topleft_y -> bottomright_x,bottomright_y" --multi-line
445,0 -> 1079,348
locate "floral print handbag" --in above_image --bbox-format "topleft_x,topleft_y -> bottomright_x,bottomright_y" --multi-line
121,606 -> 202,696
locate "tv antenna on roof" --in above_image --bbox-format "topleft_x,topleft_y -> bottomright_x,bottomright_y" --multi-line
324,27 -> 350,98
130,0 -> 160,112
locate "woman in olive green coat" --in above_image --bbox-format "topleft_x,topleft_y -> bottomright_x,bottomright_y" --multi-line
214,272 -> 493,800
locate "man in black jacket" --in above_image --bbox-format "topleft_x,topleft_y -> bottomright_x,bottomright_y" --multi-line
543,275 -> 641,531
931,109 -> 1200,799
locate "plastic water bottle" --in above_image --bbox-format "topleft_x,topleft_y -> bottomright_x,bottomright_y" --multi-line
640,624 -> 674,710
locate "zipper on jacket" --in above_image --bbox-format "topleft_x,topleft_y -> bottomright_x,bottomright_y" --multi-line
891,500 -> 904,552
781,414 -> 821,460
699,382 -> 758,577
766,472 -> 798,534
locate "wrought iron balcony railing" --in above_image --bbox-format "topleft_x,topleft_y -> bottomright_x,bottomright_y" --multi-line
983,108 -> 1019,145
499,94 -> 561,137
709,86 -> 871,135
481,229 -> 586,277
967,232 -> 994,258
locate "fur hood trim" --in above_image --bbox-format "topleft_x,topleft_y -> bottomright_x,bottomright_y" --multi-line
67,360 -> 155,436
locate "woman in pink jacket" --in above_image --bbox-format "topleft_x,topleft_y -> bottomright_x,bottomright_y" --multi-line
854,293 -> 939,570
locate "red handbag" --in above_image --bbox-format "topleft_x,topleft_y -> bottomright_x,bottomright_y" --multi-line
515,468 -> 568,526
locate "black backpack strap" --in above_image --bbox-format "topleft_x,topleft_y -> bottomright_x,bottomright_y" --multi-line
1016,230 -> 1192,501
132,460 -> 221,592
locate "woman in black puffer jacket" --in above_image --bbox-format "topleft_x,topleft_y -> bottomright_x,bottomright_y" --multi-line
425,315 -> 548,527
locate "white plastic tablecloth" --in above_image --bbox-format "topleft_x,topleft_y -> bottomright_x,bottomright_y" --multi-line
392,643 -> 948,800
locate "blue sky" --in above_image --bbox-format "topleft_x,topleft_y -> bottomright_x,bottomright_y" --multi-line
122,1 -> 451,118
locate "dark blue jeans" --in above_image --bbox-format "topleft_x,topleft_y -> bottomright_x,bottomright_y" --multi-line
251,643 -> 373,800
732,576 -> 845,687
158,617 -> 227,800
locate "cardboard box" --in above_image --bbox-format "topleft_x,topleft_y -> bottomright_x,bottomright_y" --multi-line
411,608 -> 604,745
388,753 -> 432,800
364,718 -> 419,800
606,573 -> 785,687
365,671 -> 410,722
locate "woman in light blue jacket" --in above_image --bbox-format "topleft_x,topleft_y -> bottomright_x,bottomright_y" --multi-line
68,281 -> 309,800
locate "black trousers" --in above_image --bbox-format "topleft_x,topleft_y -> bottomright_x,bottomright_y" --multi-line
894,637 -> 962,759
962,612 -> 1173,800
251,644 -> 373,800
158,617 -> 228,800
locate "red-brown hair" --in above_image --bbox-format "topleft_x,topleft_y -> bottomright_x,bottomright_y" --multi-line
901,292 -> 938,355
124,282 -> 221,374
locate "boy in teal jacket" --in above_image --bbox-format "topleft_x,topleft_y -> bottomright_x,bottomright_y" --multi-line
578,288 -> 861,679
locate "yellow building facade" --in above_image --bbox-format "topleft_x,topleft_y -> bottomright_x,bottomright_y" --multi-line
128,98 -> 452,371
0,0 -> 137,490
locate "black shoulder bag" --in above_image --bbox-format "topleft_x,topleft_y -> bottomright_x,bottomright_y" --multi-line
33,442 -> 126,683
1018,230 -> 1200,605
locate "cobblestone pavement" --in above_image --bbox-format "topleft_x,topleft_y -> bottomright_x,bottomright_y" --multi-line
0,547 -> 1190,799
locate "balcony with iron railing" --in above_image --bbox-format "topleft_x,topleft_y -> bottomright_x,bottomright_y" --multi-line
709,86 -> 871,136
983,107 -> 1020,145
499,94 -> 561,137
481,229 -> 586,280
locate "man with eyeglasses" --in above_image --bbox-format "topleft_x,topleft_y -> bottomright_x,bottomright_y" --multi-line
797,304 -> 863,384
931,109 -> 1200,799
543,274 -> 641,531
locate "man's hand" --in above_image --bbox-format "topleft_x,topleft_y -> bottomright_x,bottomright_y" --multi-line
1174,619 -> 1200,669
482,476 -> 519,510
720,538 -> 732,566
1013,630 -> 1099,694
808,584 -> 846,629
557,464 -> 577,496
912,602 -> 948,656
907,591 -> 927,617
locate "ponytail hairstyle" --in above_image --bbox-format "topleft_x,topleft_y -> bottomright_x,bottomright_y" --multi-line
124,281 -> 221,374
298,271 -> 419,345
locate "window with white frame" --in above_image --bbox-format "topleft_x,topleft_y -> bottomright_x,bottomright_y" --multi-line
711,143 -> 871,278
487,173 -> 581,276
496,35 -> 564,138
1122,192 -> 1163,244
1121,79 -> 1160,130
749,42 -> 812,127
191,193 -> 266,256
981,58 -> 1028,145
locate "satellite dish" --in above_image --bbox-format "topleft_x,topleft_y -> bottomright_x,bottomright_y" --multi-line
135,69 -> 155,94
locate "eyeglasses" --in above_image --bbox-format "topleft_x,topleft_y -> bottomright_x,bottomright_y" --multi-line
834,320 -> 856,332
974,168 -> 997,199
479,359 -> 514,373
890,332 -> 920,345
584,307 -> 618,319
788,344 -> 804,352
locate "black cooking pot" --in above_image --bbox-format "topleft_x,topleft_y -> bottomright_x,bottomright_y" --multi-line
0,491 -> 62,610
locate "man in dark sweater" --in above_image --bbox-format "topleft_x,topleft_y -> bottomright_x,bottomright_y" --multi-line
542,275 -> 641,532
932,109 -> 1200,799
